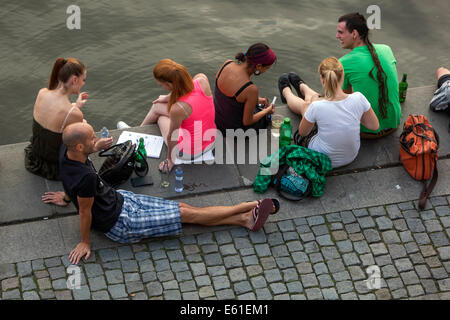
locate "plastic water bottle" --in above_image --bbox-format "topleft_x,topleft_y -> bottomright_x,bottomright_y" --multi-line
174,166 -> 184,192
101,126 -> 110,138
279,117 -> 292,147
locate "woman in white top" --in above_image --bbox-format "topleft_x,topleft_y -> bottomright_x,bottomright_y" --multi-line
279,57 -> 379,168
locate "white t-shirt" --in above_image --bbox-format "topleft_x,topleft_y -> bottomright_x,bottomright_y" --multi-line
304,92 -> 371,168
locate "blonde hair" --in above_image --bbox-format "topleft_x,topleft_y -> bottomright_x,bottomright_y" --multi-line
318,57 -> 344,99
153,59 -> 194,112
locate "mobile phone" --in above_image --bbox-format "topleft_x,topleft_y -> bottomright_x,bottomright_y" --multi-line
131,175 -> 154,187
271,96 -> 277,105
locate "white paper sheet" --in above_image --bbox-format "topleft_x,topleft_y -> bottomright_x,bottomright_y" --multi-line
117,131 -> 164,158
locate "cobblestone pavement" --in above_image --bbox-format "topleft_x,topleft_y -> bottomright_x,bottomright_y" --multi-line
1,196 -> 450,300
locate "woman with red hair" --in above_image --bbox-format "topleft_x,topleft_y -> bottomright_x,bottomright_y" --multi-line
141,59 -> 216,172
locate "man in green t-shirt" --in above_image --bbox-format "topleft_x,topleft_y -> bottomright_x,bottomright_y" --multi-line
336,12 -> 402,138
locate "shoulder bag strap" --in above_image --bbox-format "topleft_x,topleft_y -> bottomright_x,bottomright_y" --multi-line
418,165 -> 438,210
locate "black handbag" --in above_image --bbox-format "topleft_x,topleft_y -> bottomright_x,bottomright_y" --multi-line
98,140 -> 148,187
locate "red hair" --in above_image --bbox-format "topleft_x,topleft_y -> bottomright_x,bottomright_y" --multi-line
48,57 -> 86,90
153,59 -> 194,112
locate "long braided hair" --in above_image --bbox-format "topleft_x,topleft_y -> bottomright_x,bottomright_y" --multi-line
339,13 -> 389,119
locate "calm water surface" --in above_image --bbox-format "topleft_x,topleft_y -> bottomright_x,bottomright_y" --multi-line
0,0 -> 449,145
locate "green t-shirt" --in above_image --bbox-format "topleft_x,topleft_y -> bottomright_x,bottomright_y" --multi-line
339,44 -> 402,133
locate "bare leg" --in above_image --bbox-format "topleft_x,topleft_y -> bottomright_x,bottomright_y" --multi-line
436,67 -> 450,80
179,201 -> 258,229
141,102 -> 169,126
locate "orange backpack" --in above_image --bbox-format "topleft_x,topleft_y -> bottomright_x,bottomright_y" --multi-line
399,114 -> 439,209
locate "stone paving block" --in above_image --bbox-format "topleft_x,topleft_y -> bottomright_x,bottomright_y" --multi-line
376,216 -> 394,230
348,266 -> 366,281
437,246 -> 450,260
282,231 -> 299,241
382,230 -> 401,244
330,223 -> 344,231
407,284 -> 425,297
31,259 -> 45,271
2,277 -> 19,291
363,229 -> 381,243
414,233 -> 431,245
202,244 -> 219,254
435,206 -> 450,217
393,219 -> 408,231
345,223 -> 361,234
386,205 -> 402,219
286,281 -> 303,294
242,255 -> 259,266
162,239 -> 181,250
282,268 -> 298,282
332,271 -> 351,282
264,269 -> 282,283
300,233 -> 315,243
214,231 -> 232,244
307,216 -> 325,226
352,208 -> 369,217
375,288 -> 392,300
400,271 -> 420,285
425,256 -> 443,268
305,287 -> 323,300
117,246 -> 134,260
99,249 -> 119,263
375,254 -> 393,267
286,241 -> 303,253
358,216 -> 376,229
312,224 -> 329,236
341,211 -> 356,224
21,277 -> 36,291
421,210 -> 437,220
250,276 -> 267,289
353,241 -> 371,254
2,289 -> 21,300
91,290 -> 110,300
55,290 -> 73,300
399,230 -> 414,243
88,276 -> 107,291
272,245 -> 289,258
381,265 -> 399,278
406,219 -> 426,233
395,258 -> 414,272
368,206 -> 386,217
48,266 -> 66,280
360,253 -> 375,267
309,252 -> 324,264
84,264 -> 103,278
233,280 -> 252,295
430,267 -> 448,280
167,250 -> 184,262
326,259 -> 346,273
387,277 -> 404,291
342,253 -> 361,266
179,280 -> 196,293
336,281 -> 354,294
304,241 -> 320,254
388,244 -> 407,259
425,220 -> 443,233
438,279 -> 450,291
270,282 -> 287,295
370,243 -> 388,256
316,235 -> 334,246
260,257 -> 277,270
105,270 -> 124,284
322,247 -> 340,260
249,231 -> 267,244
430,232 -> 450,247
73,285 -> 91,300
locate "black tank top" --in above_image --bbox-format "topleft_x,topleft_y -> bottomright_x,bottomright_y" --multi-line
213,61 -> 257,134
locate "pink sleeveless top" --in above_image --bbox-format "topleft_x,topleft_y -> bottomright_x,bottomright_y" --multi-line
177,79 -> 216,155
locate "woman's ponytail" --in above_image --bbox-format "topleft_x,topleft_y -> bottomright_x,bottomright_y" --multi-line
48,57 -> 85,90
318,57 -> 344,99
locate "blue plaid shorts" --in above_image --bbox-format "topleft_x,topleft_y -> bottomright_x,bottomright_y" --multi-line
105,190 -> 182,243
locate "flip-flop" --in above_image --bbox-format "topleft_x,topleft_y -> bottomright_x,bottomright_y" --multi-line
278,73 -> 291,104
288,72 -> 305,100
251,198 -> 274,231
255,198 -> 280,215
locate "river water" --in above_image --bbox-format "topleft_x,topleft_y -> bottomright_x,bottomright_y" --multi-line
0,0 -> 449,145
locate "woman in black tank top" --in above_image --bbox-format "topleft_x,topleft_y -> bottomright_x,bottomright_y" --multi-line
214,43 -> 277,135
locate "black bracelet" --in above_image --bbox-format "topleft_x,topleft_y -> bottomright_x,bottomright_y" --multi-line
62,196 -> 71,204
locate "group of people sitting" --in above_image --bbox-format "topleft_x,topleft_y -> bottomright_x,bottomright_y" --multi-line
22,12 -> 448,264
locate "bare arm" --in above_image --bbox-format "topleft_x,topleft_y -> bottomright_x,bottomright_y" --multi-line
298,117 -> 315,136
69,196 -> 93,264
343,84 -> 353,94
241,86 -> 273,126
361,107 -> 380,131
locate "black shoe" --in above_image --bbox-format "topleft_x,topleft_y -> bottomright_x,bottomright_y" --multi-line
278,73 -> 291,104
288,72 -> 305,100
